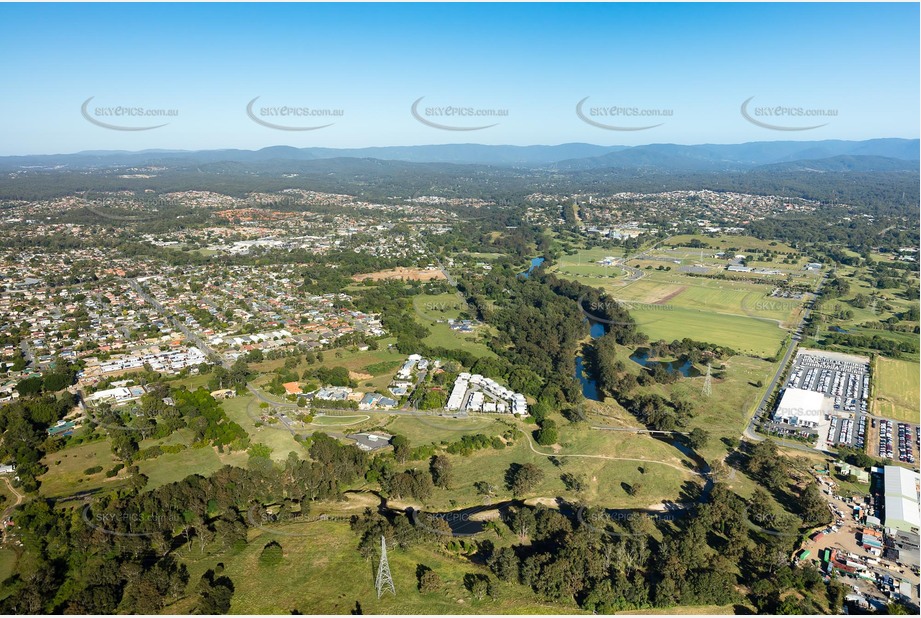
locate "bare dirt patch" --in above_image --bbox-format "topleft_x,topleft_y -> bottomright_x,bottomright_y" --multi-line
655,286 -> 687,305
351,267 -> 446,282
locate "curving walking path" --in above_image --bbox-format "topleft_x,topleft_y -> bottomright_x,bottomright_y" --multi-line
525,434 -> 703,478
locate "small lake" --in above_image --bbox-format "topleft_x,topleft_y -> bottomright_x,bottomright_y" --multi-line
629,348 -> 699,377
520,256 -> 545,278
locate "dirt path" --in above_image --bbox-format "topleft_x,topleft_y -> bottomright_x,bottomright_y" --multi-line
1,476 -> 24,522
525,435 -> 701,477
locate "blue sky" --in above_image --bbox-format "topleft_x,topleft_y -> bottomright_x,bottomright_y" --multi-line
0,2 -> 918,155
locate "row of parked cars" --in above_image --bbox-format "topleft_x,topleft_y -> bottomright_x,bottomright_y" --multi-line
896,422 -> 915,464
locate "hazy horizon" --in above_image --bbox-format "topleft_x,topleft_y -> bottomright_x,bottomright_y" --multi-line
1,2 -> 918,156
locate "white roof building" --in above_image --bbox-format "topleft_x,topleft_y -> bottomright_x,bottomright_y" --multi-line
774,388 -> 828,428
884,466 -> 921,536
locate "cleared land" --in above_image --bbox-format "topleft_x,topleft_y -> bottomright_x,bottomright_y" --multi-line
873,357 -> 921,422
385,415 -> 700,511
38,439 -> 122,498
222,396 -> 306,461
629,306 -> 784,358
351,267 -> 446,282
412,293 -> 498,358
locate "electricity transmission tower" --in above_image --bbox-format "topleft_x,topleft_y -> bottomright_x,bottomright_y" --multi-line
375,536 -> 395,599
702,364 -> 712,398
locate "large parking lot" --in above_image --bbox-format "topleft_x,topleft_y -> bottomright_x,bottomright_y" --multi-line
876,419 -> 919,465
787,350 -> 871,450
788,350 -> 871,414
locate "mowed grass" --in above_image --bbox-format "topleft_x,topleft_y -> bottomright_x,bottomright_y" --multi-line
412,292 -> 468,322
384,415 -> 505,445
873,357 -> 921,423
38,439 -> 124,498
411,293 -> 498,358
421,322 -> 497,359
310,414 -> 371,426
614,273 -> 803,324
137,443 -> 247,491
221,396 -> 305,461
171,520 -> 581,615
631,306 -> 784,358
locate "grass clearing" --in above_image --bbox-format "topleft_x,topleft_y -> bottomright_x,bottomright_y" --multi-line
38,439 -> 123,498
311,414 -> 371,427
137,444 -> 247,491
171,520 -> 581,615
873,357 -> 921,422
221,395 -> 306,461
0,549 -> 17,586
630,306 -> 785,358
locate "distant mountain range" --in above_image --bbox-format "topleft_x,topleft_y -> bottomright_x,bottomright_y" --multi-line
1,138 -> 917,173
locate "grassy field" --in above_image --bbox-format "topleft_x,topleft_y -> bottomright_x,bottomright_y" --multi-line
587,344 -> 779,501
137,443 -> 247,491
169,520 -> 583,615
383,415 -> 507,445
0,549 -> 17,586
384,415 -> 700,512
412,292 -> 498,359
38,439 -> 124,498
873,357 -> 921,422
413,292 -> 468,322
310,414 -> 372,427
627,305 -> 785,358
548,240 -> 801,357
662,234 -> 804,256
221,396 -> 306,461
421,322 -> 497,359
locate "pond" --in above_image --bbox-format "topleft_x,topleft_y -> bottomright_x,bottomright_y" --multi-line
629,348 -> 699,377
575,318 -> 605,401
576,356 -> 601,401
520,256 -> 545,278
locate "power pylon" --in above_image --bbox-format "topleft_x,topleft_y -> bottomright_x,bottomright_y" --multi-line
375,536 -> 395,599
702,364 -> 712,398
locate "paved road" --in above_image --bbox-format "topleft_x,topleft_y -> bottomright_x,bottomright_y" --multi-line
742,273 -> 829,454
126,278 -> 228,369
18,340 -> 33,368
